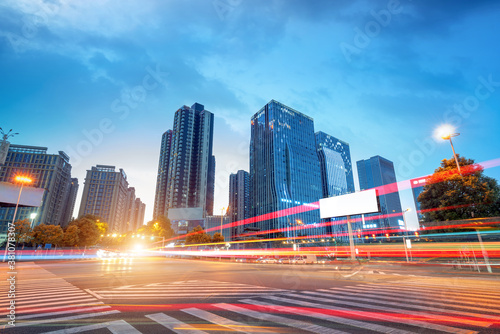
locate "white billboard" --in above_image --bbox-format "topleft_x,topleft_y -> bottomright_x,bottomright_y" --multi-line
0,182 -> 45,207
319,189 -> 379,219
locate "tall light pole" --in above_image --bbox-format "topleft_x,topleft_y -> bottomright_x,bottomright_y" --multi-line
30,212 -> 37,229
401,208 -> 411,263
436,125 -> 461,174
3,175 -> 33,262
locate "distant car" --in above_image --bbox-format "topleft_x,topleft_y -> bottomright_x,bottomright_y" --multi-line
292,256 -> 306,264
97,249 -> 118,258
256,257 -> 277,264
278,258 -> 292,264
292,255 -> 317,264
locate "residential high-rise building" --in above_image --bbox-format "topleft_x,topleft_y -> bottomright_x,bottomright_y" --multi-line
315,131 -> 355,197
229,170 -> 250,240
250,100 -> 323,239
153,130 -> 172,219
154,103 -> 215,223
132,198 -> 146,231
0,145 -> 76,234
124,187 -> 137,232
60,178 -> 79,228
357,156 -> 403,230
78,165 -> 139,233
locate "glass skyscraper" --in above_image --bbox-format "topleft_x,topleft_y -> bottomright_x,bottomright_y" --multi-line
315,131 -> 355,197
229,170 -> 250,240
411,176 -> 427,225
153,130 -> 172,219
154,103 -> 215,221
357,156 -> 403,230
250,100 -> 323,239
315,131 -> 355,240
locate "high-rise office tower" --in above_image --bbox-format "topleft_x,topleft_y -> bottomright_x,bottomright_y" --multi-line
315,131 -> 355,197
250,100 -> 323,239
315,131 -> 355,240
0,145 -> 76,234
154,103 -> 215,220
229,170 -> 250,240
411,176 -> 427,225
357,156 -> 403,230
153,130 -> 172,219
78,165 -> 138,233
60,178 -> 79,228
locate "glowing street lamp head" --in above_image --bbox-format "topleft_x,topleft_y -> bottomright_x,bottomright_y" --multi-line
14,175 -> 33,184
435,124 -> 459,140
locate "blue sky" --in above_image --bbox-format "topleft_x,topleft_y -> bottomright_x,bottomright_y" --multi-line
1,0 -> 499,229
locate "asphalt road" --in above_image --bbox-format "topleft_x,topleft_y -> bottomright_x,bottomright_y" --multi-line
2,257 -> 500,333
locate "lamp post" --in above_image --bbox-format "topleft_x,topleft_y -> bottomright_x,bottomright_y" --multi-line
3,175 -> 33,262
30,212 -> 37,229
401,208 -> 411,263
436,125 -> 461,174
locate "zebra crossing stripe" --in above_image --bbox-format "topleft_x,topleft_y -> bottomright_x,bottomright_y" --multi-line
0,295 -> 97,308
214,303 -> 349,334
94,287 -> 281,292
146,312 -> 209,334
87,292 -> 283,298
1,302 -> 106,314
241,298 -> 415,334
182,307 -> 259,333
16,305 -> 112,320
0,284 -> 78,291
320,288 -> 499,325
0,287 -> 82,299
11,310 -> 120,328
260,294 -> 475,334
349,285 -> 500,314
361,283 -> 500,300
389,281 -> 500,295
40,320 -> 141,334
0,298 -> 98,315
0,292 -> 89,303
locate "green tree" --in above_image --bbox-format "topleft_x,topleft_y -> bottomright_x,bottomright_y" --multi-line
69,215 -> 101,246
140,216 -> 174,239
418,156 -> 500,222
96,221 -> 109,236
185,225 -> 211,244
211,232 -> 224,243
62,225 -> 80,247
14,219 -> 32,244
31,224 -> 63,246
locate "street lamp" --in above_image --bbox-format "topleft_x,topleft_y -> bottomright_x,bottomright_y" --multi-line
401,208 -> 411,263
436,125 -> 461,174
3,175 -> 33,262
30,212 -> 37,229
